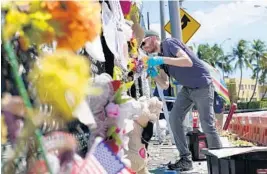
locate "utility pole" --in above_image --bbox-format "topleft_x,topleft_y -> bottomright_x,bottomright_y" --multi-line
159,1 -> 166,40
168,0 -> 182,41
147,12 -> 150,30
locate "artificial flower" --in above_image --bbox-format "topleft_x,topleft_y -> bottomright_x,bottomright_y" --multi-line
113,66 -> 123,80
3,1 -> 101,51
128,58 -> 136,71
42,1 -> 102,51
129,38 -> 138,58
28,50 -> 92,120
3,9 -> 30,41
3,4 -> 56,51
114,81 -> 134,105
105,103 -> 120,118
125,3 -> 140,23
111,80 -> 122,92
107,126 -> 123,146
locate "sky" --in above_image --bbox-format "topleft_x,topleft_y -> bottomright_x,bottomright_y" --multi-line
141,0 -> 267,78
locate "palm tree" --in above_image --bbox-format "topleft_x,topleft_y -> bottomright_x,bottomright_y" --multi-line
259,53 -> 267,100
197,44 -> 224,67
197,43 -> 232,78
230,39 -> 251,101
216,55 -> 233,79
248,40 -> 266,105
197,44 -> 214,65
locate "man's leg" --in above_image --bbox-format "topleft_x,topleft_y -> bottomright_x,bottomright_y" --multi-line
191,84 -> 222,149
215,113 -> 224,133
168,87 -> 194,171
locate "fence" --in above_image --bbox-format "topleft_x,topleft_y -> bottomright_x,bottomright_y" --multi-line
228,111 -> 267,145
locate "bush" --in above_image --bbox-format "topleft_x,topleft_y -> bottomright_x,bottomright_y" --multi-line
225,101 -> 267,110
260,101 -> 267,108
236,101 -> 267,110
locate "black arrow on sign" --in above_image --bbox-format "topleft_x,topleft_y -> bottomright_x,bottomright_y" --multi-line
181,14 -> 191,29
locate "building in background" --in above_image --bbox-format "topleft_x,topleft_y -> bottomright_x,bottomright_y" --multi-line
225,78 -> 267,102
226,78 -> 237,103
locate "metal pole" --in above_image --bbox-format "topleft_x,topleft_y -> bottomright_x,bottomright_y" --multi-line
147,12 -> 150,30
168,1 -> 182,41
159,1 -> 166,40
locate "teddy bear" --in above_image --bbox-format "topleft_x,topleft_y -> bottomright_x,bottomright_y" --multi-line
126,96 -> 163,174
86,73 -> 137,167
86,73 -> 117,148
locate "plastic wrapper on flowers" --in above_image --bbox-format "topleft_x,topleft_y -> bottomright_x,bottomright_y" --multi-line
2,1 -> 102,51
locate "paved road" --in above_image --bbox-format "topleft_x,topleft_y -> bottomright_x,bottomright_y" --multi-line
147,140 -> 208,174
147,135 -> 232,174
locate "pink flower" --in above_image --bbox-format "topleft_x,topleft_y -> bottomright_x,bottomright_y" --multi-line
105,103 -> 120,118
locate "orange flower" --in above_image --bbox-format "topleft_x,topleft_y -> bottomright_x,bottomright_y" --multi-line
43,1 -> 102,51
42,1 -> 80,20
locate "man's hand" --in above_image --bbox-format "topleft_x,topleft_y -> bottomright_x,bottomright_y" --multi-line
147,57 -> 164,68
147,67 -> 158,78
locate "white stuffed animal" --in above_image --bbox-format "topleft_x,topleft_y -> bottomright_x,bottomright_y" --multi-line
126,97 -> 162,174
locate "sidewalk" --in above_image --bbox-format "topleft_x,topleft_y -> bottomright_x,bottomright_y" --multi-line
147,136 -> 231,174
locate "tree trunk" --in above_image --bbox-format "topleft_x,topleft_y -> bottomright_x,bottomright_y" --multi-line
261,88 -> 267,101
237,68 -> 243,102
248,56 -> 260,108
248,71 -> 259,107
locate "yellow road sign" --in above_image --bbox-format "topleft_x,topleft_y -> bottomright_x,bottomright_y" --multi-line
164,8 -> 201,43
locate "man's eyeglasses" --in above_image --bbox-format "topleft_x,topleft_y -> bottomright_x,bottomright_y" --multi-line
140,37 -> 151,50
140,41 -> 146,49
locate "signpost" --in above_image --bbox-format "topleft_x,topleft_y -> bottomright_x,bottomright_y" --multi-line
164,8 -> 201,43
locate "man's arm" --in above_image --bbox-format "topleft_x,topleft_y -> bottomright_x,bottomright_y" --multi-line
162,49 -> 193,67
154,69 -> 169,90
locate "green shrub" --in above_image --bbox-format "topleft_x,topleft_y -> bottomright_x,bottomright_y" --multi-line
260,101 -> 267,108
225,101 -> 267,110
237,101 -> 267,110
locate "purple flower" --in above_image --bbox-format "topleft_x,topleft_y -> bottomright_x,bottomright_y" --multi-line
105,103 -> 120,118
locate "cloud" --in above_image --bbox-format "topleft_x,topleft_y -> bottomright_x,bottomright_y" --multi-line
188,0 -> 267,44
149,23 -> 171,39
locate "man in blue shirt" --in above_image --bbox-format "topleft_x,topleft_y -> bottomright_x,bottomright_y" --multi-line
141,30 -> 222,171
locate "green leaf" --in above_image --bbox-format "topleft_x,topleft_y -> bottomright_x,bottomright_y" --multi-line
113,135 -> 122,145
107,126 -> 116,137
123,81 -> 134,90
114,87 -> 123,104
114,81 -> 134,104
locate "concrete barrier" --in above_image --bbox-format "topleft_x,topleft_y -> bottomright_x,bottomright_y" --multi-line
228,111 -> 267,145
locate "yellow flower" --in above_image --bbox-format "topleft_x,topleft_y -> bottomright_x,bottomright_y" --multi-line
29,50 -> 94,120
129,38 -> 138,57
128,59 -> 136,71
3,9 -> 30,41
3,0 -> 101,50
3,6 -> 55,49
29,11 -> 52,21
